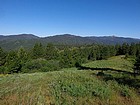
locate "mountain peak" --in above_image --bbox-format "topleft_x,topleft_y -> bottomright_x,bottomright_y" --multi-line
55,34 -> 79,37
14,34 -> 38,38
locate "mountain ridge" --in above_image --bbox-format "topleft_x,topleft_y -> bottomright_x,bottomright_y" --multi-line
1,34 -> 139,39
0,34 -> 140,51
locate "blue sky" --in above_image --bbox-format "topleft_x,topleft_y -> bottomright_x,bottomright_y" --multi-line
0,0 -> 140,38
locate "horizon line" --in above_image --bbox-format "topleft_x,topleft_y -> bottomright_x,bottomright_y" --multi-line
0,33 -> 140,39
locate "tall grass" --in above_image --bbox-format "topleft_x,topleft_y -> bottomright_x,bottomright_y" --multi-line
0,56 -> 140,105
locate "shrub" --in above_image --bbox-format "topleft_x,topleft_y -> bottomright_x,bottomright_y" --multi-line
0,66 -> 9,74
22,59 -> 61,73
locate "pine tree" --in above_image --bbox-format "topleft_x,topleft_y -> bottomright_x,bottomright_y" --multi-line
129,43 -> 137,56
5,51 -> 21,73
109,45 -> 117,56
71,48 -> 82,65
95,46 -> 101,60
45,43 -> 58,60
88,48 -> 96,61
122,43 -> 129,55
59,48 -> 74,68
32,43 -> 44,59
136,43 -> 140,57
18,47 -> 28,61
0,47 -> 6,66
134,56 -> 140,76
101,46 -> 110,60
115,44 -> 122,55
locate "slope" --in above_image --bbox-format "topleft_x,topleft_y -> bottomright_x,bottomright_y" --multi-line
0,56 -> 140,105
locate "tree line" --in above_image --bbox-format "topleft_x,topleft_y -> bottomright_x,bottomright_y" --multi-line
0,42 -> 140,74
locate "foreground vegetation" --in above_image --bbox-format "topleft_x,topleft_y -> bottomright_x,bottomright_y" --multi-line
0,42 -> 140,104
0,56 -> 140,105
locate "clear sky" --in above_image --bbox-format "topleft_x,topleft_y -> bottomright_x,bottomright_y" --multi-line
0,0 -> 140,38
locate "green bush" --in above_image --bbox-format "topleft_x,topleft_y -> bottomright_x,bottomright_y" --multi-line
22,59 -> 61,73
0,66 -> 9,74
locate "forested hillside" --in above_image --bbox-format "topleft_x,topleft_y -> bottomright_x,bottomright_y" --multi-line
0,34 -> 140,50
0,42 -> 140,74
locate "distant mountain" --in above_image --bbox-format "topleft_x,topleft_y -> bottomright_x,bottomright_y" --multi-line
42,34 -> 93,45
0,34 -> 140,51
0,34 -> 40,50
0,34 -> 39,40
87,36 -> 140,45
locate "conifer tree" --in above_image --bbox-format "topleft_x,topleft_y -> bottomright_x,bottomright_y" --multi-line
32,43 -> 44,59
134,56 -> 140,76
60,48 -> 74,68
129,43 -> 137,56
0,47 -> 6,66
45,43 -> 58,60
5,51 -> 21,73
122,43 -> 129,55
101,46 -> 110,60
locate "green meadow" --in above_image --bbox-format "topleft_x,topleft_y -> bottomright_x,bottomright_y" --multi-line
0,56 -> 140,105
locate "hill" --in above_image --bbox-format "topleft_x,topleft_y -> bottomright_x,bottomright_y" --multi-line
0,34 -> 140,50
42,34 -> 93,45
0,56 -> 140,105
87,36 -> 140,45
0,34 -> 40,50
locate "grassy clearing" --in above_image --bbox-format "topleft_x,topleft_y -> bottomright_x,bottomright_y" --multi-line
83,55 -> 134,71
0,56 -> 140,105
